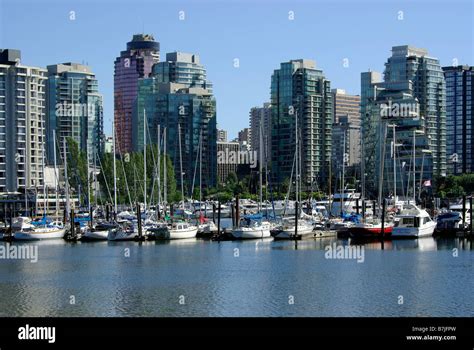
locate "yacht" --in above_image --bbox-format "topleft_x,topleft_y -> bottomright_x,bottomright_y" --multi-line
330,189 -> 362,217
152,221 -> 198,240
273,218 -> 314,240
231,219 -> 271,239
392,205 -> 436,238
82,221 -> 118,241
436,201 -> 471,231
349,216 -> 394,239
14,220 -> 66,240
107,222 -> 139,241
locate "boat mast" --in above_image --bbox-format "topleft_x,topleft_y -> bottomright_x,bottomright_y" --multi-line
199,128 -> 202,207
41,141 -> 46,218
87,149 -> 91,219
412,130 -> 416,204
63,137 -> 70,219
163,127 -> 167,209
112,120 -> 117,217
341,131 -> 346,216
143,109 -> 147,214
259,116 -> 263,212
295,109 -> 299,204
53,130 -> 59,216
157,124 -> 161,212
391,125 -> 397,203
178,122 -> 184,207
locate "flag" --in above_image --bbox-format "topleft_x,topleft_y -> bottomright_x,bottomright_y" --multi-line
423,180 -> 431,187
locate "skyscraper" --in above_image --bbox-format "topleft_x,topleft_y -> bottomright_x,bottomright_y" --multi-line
135,52 -> 217,192
331,89 -> 361,174
443,65 -> 474,175
46,63 -> 104,163
249,103 -> 271,163
270,59 -> 332,190
332,89 -> 360,125
361,45 -> 446,198
217,128 -> 227,142
0,49 -> 47,194
114,34 -> 159,154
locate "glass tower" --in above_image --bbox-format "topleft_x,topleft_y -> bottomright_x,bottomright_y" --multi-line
135,52 -> 217,192
361,46 -> 446,199
443,65 -> 474,175
114,34 -> 159,154
46,63 -> 104,164
270,59 -> 332,191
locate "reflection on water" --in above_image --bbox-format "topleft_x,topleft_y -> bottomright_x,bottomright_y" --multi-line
0,235 -> 472,317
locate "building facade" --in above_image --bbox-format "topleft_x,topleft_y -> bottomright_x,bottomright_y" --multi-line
135,52 -> 217,193
249,103 -> 271,164
217,128 -> 227,142
217,140 -> 240,184
332,89 -> 360,125
46,63 -> 104,164
443,65 -> 474,175
361,45 -> 446,199
0,49 -> 47,194
114,34 -> 159,154
270,59 -> 332,191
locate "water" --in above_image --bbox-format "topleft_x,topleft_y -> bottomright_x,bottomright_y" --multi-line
0,222 -> 473,317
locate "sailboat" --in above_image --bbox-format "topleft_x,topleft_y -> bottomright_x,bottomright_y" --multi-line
273,109 -> 314,240
231,116 -> 271,239
107,119 -> 138,241
14,140 -> 65,240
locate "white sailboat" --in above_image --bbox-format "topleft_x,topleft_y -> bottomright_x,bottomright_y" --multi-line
231,118 -> 271,239
153,221 -> 198,240
14,141 -> 65,240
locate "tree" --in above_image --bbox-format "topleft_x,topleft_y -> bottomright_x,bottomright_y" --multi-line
66,138 -> 88,202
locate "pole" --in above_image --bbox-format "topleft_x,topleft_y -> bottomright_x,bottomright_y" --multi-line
235,194 -> 240,228
63,138 -> 70,220
113,120 -> 118,218
413,130 -> 416,204
137,202 -> 142,239
380,198 -> 385,250
178,123 -> 185,208
217,201 -> 221,235
143,109 -> 147,214
294,201 -> 299,240
157,124 -> 161,216
53,130 -> 59,216
392,125 -> 397,203
163,127 -> 167,211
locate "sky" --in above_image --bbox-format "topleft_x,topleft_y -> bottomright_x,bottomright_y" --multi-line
0,0 -> 473,139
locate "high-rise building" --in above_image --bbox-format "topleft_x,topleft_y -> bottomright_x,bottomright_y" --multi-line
135,52 -> 217,192
114,34 -> 159,154
332,115 -> 361,171
217,128 -> 227,142
0,49 -> 47,194
331,89 -> 361,173
270,59 -> 332,190
332,89 -> 360,125
238,128 -> 250,143
217,140 -> 240,184
361,45 -> 446,198
443,65 -> 474,175
249,103 -> 271,163
46,63 -> 104,163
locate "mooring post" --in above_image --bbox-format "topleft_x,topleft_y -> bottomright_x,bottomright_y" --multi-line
462,195 -> 466,229
231,203 -> 235,228
212,203 -> 216,224
137,202 -> 142,239
380,198 -> 385,250
356,198 -> 360,215
217,201 -> 221,236
235,194 -> 240,228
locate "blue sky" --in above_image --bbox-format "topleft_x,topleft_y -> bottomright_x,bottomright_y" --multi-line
1,0 -> 472,138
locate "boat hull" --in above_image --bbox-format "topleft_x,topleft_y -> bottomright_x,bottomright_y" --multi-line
82,230 -> 109,241
349,225 -> 393,239
274,226 -> 314,240
153,228 -> 198,240
392,222 -> 436,238
231,228 -> 271,239
14,228 -> 66,240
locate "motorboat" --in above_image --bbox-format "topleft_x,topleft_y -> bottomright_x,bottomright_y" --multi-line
392,205 -> 436,238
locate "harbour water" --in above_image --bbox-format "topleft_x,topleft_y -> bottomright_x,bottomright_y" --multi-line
0,220 -> 472,317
